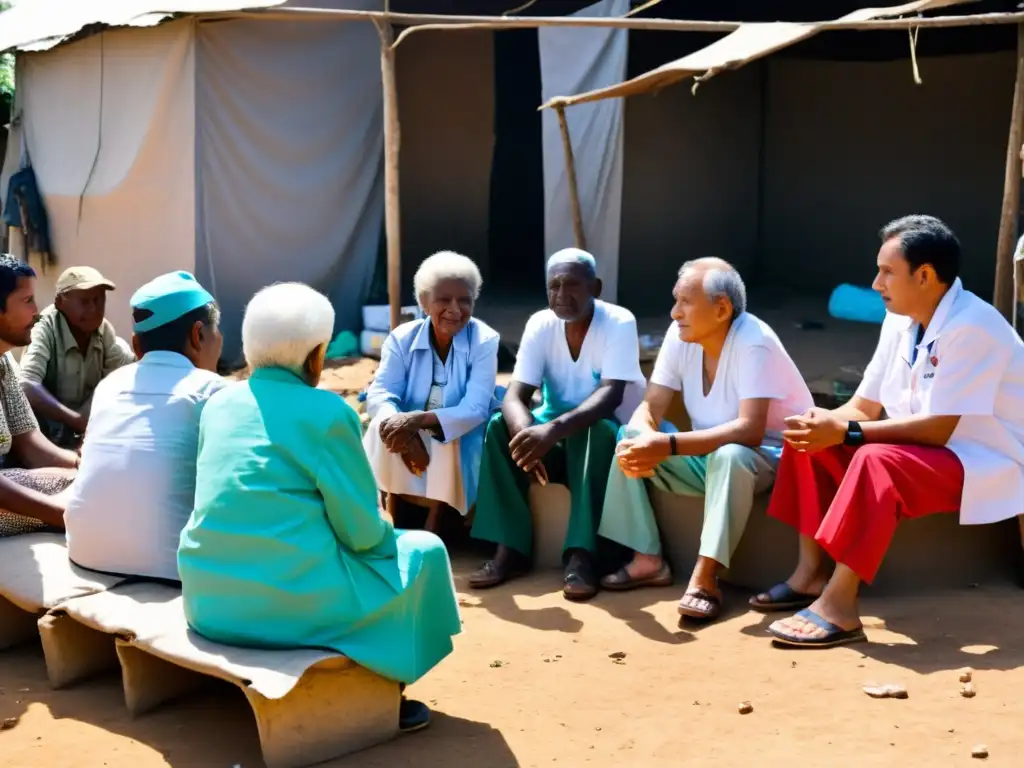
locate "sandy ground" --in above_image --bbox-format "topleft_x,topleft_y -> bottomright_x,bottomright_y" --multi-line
1,557 -> 1022,768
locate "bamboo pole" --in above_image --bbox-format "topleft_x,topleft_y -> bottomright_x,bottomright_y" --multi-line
994,23 -> 1024,319
375,18 -> 403,331
554,104 -> 587,251
222,7 -> 1024,42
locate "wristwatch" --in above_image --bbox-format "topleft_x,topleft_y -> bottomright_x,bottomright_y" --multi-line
843,420 -> 865,447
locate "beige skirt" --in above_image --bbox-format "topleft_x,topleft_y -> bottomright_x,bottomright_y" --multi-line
362,413 -> 467,516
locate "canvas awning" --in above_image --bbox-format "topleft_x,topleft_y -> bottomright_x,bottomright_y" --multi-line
541,0 -> 979,109
0,0 -> 287,53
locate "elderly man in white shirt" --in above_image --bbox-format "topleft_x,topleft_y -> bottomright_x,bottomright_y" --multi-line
598,258 -> 813,621
753,215 -> 1024,649
64,271 -> 226,582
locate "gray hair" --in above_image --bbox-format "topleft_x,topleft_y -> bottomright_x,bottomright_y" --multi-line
679,257 -> 747,319
242,282 -> 335,371
413,250 -> 483,310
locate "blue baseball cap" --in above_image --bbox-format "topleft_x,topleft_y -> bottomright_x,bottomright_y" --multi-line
130,271 -> 216,333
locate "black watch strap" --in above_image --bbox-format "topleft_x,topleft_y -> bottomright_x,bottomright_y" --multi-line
843,420 -> 865,446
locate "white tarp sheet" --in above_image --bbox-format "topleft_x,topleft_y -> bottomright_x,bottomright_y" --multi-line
194,5 -> 384,360
3,20 -> 197,336
538,0 -> 629,301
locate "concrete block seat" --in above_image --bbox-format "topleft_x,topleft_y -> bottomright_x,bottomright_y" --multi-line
529,485 -> 1020,593
0,532 -> 125,650
41,582 -> 400,768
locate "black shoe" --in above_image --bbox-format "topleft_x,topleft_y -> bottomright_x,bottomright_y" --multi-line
563,550 -> 598,602
399,698 -> 431,734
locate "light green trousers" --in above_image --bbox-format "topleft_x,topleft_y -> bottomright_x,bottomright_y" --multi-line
598,441 -> 777,568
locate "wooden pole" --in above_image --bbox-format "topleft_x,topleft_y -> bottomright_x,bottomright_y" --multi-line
376,19 -> 403,331
994,23 -> 1024,319
554,103 -> 587,251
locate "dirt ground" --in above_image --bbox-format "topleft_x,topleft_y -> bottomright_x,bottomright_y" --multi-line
1,561 -> 1022,768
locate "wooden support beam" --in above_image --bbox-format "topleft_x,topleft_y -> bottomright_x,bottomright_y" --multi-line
554,103 -> 587,251
375,19 -> 403,331
994,23 -> 1024,319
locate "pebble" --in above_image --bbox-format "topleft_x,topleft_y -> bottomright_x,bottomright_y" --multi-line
961,682 -> 977,698
959,668 -> 974,684
609,652 -> 626,660
971,744 -> 989,759
863,683 -> 908,699
738,701 -> 753,715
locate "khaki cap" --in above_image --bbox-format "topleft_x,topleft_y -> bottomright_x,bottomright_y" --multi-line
55,266 -> 116,295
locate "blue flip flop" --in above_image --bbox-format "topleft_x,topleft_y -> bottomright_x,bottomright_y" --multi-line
769,609 -> 867,649
749,582 -> 819,613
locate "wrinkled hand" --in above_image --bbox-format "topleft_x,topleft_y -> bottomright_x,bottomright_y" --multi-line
380,411 -> 424,453
782,408 -> 847,453
400,433 -> 430,476
509,423 -> 560,473
616,432 -> 670,479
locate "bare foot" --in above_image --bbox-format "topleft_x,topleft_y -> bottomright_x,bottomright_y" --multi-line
624,553 -> 664,580
770,596 -> 862,640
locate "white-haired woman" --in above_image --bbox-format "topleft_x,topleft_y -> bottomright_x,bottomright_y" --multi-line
178,282 -> 462,734
364,251 -> 500,532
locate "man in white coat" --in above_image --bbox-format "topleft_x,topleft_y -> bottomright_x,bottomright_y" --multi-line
751,214 -> 1024,648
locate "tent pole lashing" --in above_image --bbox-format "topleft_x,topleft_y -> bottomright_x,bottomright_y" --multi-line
554,103 -> 587,251
994,22 -> 1024,319
375,18 -> 403,331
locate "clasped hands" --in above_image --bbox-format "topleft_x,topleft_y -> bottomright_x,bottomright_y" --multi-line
782,407 -> 847,453
379,411 -> 430,476
615,430 -> 671,479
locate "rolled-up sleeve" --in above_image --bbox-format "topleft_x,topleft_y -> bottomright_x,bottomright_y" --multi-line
365,332 -> 406,422
18,316 -> 54,386
434,332 -> 499,444
317,402 -> 396,558
924,327 -> 1009,417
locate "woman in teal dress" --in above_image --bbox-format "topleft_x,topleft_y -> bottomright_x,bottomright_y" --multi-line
177,282 -> 461,733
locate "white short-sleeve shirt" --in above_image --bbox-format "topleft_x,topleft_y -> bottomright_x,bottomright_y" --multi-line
854,278 -> 1024,525
64,352 -> 228,581
512,300 -> 646,424
650,313 -> 814,446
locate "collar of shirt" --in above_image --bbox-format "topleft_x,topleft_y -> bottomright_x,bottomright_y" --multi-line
410,318 -> 472,356
897,278 -> 962,367
55,309 -> 106,358
137,351 -> 199,370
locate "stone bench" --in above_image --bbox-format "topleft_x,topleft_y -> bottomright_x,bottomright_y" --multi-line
0,532 -> 125,650
530,484 -> 1020,593
40,581 -> 400,768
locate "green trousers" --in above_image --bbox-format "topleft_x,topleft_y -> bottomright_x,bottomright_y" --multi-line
470,412 -> 618,558
598,440 -> 777,568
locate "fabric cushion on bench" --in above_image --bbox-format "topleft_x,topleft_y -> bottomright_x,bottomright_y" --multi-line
0,532 -> 126,613
53,580 -> 361,699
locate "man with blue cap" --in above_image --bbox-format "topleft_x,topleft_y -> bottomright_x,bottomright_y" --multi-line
64,271 -> 226,582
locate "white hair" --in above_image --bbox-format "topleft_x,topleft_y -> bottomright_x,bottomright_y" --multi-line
242,282 -> 335,371
546,247 -> 597,278
679,257 -> 747,319
413,251 -> 482,310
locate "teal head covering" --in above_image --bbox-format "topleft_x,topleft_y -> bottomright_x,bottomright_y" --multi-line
130,271 -> 216,333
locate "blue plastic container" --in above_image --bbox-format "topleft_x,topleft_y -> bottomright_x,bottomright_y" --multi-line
827,284 -> 886,325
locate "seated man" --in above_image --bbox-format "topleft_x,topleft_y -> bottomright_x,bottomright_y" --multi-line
469,248 -> 646,600
756,215 -> 1024,648
64,271 -> 225,581
18,266 -> 135,448
598,258 -> 813,620
0,255 -> 81,537
179,282 -> 460,734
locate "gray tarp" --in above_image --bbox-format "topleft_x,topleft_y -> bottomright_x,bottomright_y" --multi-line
542,0 -> 978,107
539,0 -> 629,301
194,8 -> 384,361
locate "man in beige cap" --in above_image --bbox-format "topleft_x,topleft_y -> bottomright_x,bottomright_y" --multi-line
18,266 -> 135,447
